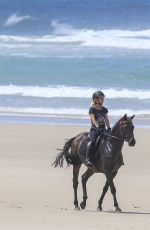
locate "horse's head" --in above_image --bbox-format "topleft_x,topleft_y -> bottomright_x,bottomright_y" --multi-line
117,114 -> 136,146
111,114 -> 136,146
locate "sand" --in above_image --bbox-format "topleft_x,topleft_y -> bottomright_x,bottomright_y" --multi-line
0,124 -> 150,230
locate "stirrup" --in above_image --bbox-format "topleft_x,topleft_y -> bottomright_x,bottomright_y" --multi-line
85,159 -> 93,167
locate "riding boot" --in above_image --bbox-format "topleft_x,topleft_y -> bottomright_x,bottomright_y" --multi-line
121,153 -> 125,166
85,142 -> 94,166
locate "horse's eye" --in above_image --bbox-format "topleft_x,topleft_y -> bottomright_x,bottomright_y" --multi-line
129,124 -> 134,129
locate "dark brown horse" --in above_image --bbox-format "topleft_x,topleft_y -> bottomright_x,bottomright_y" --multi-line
53,114 -> 136,212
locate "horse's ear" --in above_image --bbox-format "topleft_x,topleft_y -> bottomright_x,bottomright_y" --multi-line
130,114 -> 135,120
123,114 -> 127,120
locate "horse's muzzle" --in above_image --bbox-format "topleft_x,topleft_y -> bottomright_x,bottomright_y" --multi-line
128,138 -> 136,146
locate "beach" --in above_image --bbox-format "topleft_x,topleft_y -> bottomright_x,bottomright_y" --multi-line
0,1 -> 150,229
0,123 -> 150,230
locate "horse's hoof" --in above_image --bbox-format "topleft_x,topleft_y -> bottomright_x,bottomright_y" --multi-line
97,206 -> 102,211
115,207 -> 122,212
80,202 -> 86,209
74,206 -> 80,211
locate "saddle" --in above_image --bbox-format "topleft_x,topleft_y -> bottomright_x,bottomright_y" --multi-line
79,135 -> 103,159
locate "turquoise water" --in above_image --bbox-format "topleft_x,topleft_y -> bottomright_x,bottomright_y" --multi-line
0,0 -> 150,126
0,55 -> 149,119
0,56 -> 150,88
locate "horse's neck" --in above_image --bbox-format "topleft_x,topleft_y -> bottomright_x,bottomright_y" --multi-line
111,124 -> 123,140
107,126 -> 124,150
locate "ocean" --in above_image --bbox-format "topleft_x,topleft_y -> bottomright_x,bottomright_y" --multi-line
0,0 -> 150,127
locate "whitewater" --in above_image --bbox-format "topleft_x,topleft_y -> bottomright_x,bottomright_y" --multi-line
0,0 -> 150,125
0,85 -> 149,100
2,26 -> 150,58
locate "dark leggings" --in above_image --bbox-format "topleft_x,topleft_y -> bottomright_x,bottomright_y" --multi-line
89,127 -> 98,144
89,126 -> 105,145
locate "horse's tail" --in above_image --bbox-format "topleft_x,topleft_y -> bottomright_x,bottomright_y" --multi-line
52,137 -> 75,168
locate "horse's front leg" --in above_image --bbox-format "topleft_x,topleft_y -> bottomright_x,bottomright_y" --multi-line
73,164 -> 81,210
97,180 -> 109,211
80,168 -> 94,209
107,172 -> 121,212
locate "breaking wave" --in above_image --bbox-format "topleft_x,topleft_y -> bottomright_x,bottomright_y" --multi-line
0,85 -> 149,100
1,24 -> 150,57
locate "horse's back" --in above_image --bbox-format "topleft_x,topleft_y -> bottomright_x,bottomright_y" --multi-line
72,132 -> 89,146
70,131 -> 89,158
78,134 -> 90,160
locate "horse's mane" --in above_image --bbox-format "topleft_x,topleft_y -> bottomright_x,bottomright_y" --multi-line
110,120 -> 119,133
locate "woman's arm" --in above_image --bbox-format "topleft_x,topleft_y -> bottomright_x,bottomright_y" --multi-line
105,113 -> 110,128
89,113 -> 99,128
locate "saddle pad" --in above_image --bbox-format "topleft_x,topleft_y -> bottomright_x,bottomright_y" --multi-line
78,137 -> 90,157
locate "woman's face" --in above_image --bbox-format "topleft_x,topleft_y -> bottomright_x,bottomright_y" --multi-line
96,96 -> 104,105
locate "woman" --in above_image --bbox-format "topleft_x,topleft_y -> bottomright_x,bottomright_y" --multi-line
85,90 -> 111,166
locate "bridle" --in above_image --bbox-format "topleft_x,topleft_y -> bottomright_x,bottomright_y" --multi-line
105,119 -> 134,142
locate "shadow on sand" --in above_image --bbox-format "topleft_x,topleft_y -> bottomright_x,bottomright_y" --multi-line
104,210 -> 150,215
86,209 -> 150,215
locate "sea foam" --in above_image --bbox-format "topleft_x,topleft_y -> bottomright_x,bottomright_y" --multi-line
0,85 -> 149,100
1,27 -> 150,50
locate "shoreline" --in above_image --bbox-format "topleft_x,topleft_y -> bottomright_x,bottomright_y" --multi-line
0,113 -> 150,128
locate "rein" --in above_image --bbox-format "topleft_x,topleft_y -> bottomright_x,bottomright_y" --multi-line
105,133 -> 125,141
99,118 -> 133,143
104,121 -> 129,142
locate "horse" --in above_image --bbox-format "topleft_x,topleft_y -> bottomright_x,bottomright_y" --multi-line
53,114 -> 136,212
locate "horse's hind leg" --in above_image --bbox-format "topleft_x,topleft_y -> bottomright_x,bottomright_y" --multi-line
80,168 -> 94,209
73,164 -> 81,210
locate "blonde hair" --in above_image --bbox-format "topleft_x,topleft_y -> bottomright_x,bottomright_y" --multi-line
90,98 -> 98,107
